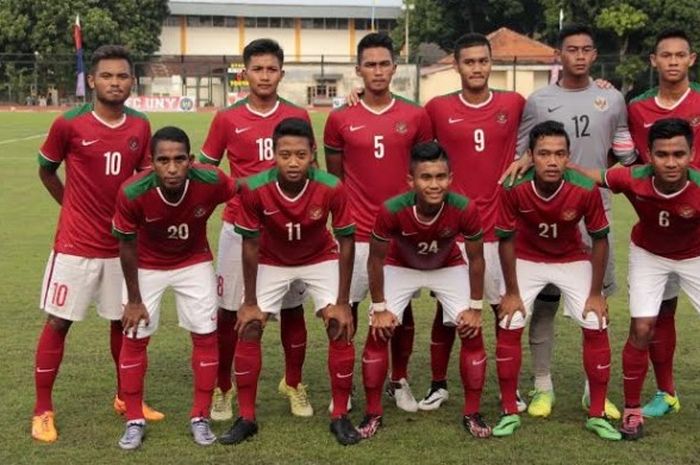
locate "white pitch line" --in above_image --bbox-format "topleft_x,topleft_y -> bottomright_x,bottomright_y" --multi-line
0,133 -> 46,145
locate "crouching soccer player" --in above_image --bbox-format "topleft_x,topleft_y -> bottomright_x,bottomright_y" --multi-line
112,127 -> 237,449
358,141 -> 489,439
219,117 -> 359,446
571,118 -> 700,440
493,121 -> 620,441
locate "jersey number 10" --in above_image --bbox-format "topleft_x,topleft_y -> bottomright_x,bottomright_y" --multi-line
103,151 -> 122,176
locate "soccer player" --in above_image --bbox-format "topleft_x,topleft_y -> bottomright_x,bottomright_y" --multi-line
219,118 -> 358,446
112,127 -> 236,450
200,38 -> 314,420
493,121 -> 620,441
508,24 -> 635,419
324,32 -> 433,412
359,141 -> 490,439
32,45 -> 162,443
569,118 -> 700,440
421,32 -> 526,412
626,29 -> 699,417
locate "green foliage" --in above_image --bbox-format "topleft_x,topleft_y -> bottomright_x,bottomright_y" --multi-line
595,3 -> 648,39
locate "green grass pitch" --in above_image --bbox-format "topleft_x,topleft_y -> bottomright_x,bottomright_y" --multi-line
1,110 -> 699,465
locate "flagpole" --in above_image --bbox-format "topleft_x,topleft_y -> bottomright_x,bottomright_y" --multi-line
74,14 -> 86,103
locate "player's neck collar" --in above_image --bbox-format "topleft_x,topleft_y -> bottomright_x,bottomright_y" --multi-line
655,86 -> 691,111
359,97 -> 395,115
412,202 -> 444,225
458,90 -> 493,109
246,99 -> 280,118
276,178 -> 309,202
530,178 -> 564,201
91,109 -> 126,129
652,176 -> 689,198
157,179 -> 190,207
555,77 -> 593,92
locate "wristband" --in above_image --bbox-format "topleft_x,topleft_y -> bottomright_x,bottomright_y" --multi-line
469,299 -> 483,310
370,301 -> 387,313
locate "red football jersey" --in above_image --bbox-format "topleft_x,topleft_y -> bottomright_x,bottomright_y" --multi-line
235,167 -> 355,266
628,84 -> 700,165
372,191 -> 483,270
200,97 -> 312,224
425,90 -> 525,241
495,169 -> 609,263
604,165 -> 700,259
38,103 -> 151,258
323,96 -> 433,241
112,164 -> 236,270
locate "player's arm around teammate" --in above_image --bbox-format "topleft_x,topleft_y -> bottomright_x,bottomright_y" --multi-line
113,126 -> 237,450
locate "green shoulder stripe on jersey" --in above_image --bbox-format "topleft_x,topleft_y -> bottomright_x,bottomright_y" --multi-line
112,226 -> 136,241
123,171 -> 159,200
445,192 -> 469,210
563,169 -> 596,191
631,86 -> 659,103
37,153 -> 60,170
691,82 -> 700,93
688,168 -> 700,187
124,106 -> 148,121
588,225 -> 610,239
309,167 -> 340,188
631,165 -> 654,179
243,168 -> 278,190
198,151 -> 220,165
234,224 -> 259,238
495,228 -> 514,239
62,103 -> 93,121
464,230 -> 484,241
502,168 -> 534,190
188,166 -> 219,184
278,96 -> 304,109
333,224 -> 355,237
223,96 -> 248,110
392,93 -> 421,107
384,191 -> 416,213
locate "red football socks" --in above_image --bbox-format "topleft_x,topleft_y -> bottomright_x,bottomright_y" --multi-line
34,322 -> 68,415
429,304 -> 456,383
582,328 -> 611,417
190,332 -> 218,418
280,306 -> 307,388
622,340 -> 649,408
328,339 -> 355,418
362,330 -> 389,416
460,331 -> 487,416
110,320 -> 124,398
119,336 -> 150,421
234,340 -> 261,421
496,327 -> 523,414
216,309 -> 237,392
390,305 -> 414,382
649,310 -> 676,395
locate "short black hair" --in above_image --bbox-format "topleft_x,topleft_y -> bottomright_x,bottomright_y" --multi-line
272,118 -> 315,150
557,24 -> 595,48
453,33 -> 492,61
648,118 -> 693,150
529,120 -> 570,152
654,28 -> 692,53
357,32 -> 395,64
243,38 -> 284,67
90,45 -> 133,74
151,126 -> 191,156
410,141 -> 450,172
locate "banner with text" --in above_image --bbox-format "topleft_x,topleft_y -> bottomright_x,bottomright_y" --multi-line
125,96 -> 196,112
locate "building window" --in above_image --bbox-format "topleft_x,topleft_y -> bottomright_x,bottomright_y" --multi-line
164,15 -> 180,27
355,19 -> 370,30
225,17 -> 239,27
244,17 -> 256,28
312,18 -> 325,29
187,16 -> 213,27
337,18 -> 348,29
300,18 -> 314,29
307,82 -> 338,106
281,17 -> 295,28
269,17 -> 281,28
213,16 -> 225,27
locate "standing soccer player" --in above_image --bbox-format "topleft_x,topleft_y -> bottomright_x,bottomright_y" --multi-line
626,29 -> 699,417
32,45 -> 162,443
509,24 -> 635,419
113,127 -> 236,450
359,142 -> 490,439
200,39 -> 314,420
493,121 -> 620,441
420,33 -> 526,411
571,118 -> 700,440
219,118 -> 359,446
324,32 -> 433,412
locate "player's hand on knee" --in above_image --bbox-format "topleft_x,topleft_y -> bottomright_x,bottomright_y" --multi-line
498,153 -> 532,186
122,302 -> 149,338
345,87 -> 364,106
322,303 -> 354,342
235,303 -> 266,336
457,308 -> 482,339
369,310 -> 397,342
583,294 -> 608,330
498,293 -> 526,329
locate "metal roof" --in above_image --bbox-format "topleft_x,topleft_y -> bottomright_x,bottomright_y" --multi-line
169,0 -> 402,19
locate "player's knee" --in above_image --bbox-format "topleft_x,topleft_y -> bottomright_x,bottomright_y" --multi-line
47,314 -> 72,333
629,318 -> 654,346
240,319 -> 263,342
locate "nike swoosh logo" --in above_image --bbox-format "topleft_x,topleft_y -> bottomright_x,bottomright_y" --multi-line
448,117 -> 464,124
430,341 -> 446,346
263,209 -> 279,216
596,363 -> 611,370
518,209 -> 535,213
145,217 -> 162,223
547,106 -> 563,113
235,127 -> 251,134
349,125 -> 365,132
362,358 -> 382,364
81,139 -> 99,146
495,357 -> 513,362
290,342 -> 306,349
200,361 -> 218,367
643,122 -> 654,128
336,372 -> 354,379
120,362 -> 142,369
234,370 -> 252,376
622,375 -> 637,380
401,231 -> 418,236
36,367 -> 56,373
471,357 -> 487,366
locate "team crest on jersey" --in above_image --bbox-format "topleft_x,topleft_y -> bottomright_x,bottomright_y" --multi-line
561,208 -> 578,221
194,206 -> 207,218
593,96 -> 609,112
689,116 -> 700,127
395,121 -> 408,134
678,205 -> 696,219
308,206 -> 324,220
128,136 -> 140,152
496,111 -> 508,124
